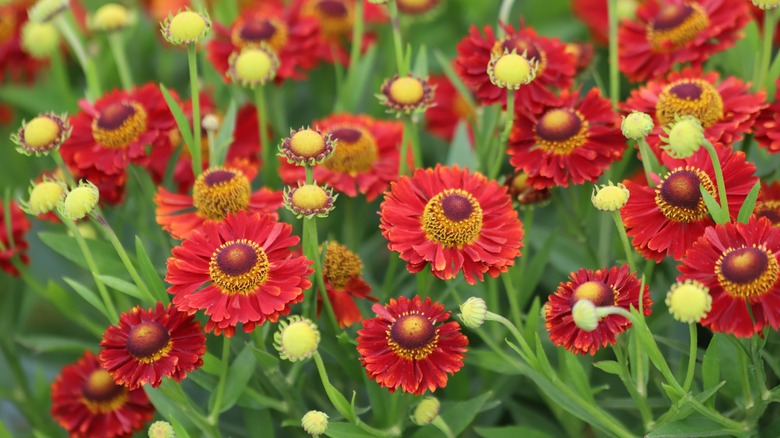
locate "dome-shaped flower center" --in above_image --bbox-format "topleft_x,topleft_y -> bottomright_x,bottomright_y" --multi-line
192,168 -> 252,221
23,116 -> 61,151
572,280 -> 616,307
398,0 -> 441,14
648,3 -> 709,51
232,17 -> 288,52
292,184 -> 330,210
92,101 -> 148,149
0,13 -> 16,45
323,241 -> 363,290
388,313 -> 438,360
421,189 -> 483,248
492,37 -> 546,75
534,109 -> 589,155
290,129 -> 327,158
716,246 -> 779,299
656,79 -> 723,128
388,77 -> 425,106
209,239 -> 270,295
323,126 -> 378,174
81,369 -> 129,413
655,167 -> 716,222
126,321 -> 172,363
306,0 -> 353,39
755,201 -> 780,227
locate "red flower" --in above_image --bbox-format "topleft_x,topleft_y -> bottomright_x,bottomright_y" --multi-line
166,211 -> 313,337
0,199 -> 30,276
60,83 -> 176,176
564,41 -> 595,74
279,113 -> 404,201
357,296 -> 468,395
618,0 -> 749,82
678,216 -> 780,338
300,0 -> 387,64
51,351 -> 154,438
320,241 -> 376,327
99,302 -> 206,390
424,74 -> 476,143
757,181 -> 780,227
754,78 -> 780,153
621,66 -> 765,157
508,88 -> 625,189
621,145 -> 757,262
155,164 -> 282,240
379,164 -> 524,284
545,265 -> 652,355
0,3 -> 47,82
455,22 -> 576,108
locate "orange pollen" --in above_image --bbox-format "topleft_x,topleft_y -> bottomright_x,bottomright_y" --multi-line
647,3 -> 709,52
491,36 -> 547,76
0,12 -> 16,44
656,79 -> 723,128
231,16 -> 288,52
126,321 -> 173,364
534,109 -> 589,155
91,101 -> 148,149
654,167 -> 716,222
421,188 -> 483,248
386,312 -> 439,360
452,92 -> 476,121
322,241 -> 363,290
80,369 -> 129,414
571,280 -> 618,307
209,239 -> 270,295
304,0 -> 354,39
323,126 -> 378,174
192,168 -> 251,221
716,246 -> 779,299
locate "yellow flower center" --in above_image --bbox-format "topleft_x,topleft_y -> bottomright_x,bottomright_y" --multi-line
279,319 -> 320,359
756,201 -> 780,227
323,126 -> 378,174
24,116 -> 61,150
304,0 -> 354,39
92,3 -> 131,31
388,77 -> 425,106
290,129 -> 327,158
716,246 -> 779,299
654,167 -> 716,222
192,168 -> 251,221
126,321 -> 173,364
232,47 -> 275,85
666,281 -> 711,323
29,181 -> 64,214
387,312 -> 438,360
421,189 -> 483,248
571,280 -> 617,307
491,36 -> 546,76
0,12 -> 16,45
492,53 -> 534,86
80,369 -> 129,414
232,17 -> 288,52
209,239 -> 270,295
323,241 -> 362,289
168,11 -> 207,42
63,185 -> 99,220
648,3 -> 709,52
534,109 -> 589,155
656,79 -> 723,128
92,101 -> 148,149
292,184 -> 329,210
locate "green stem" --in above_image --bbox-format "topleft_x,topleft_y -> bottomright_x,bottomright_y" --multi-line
255,85 -> 275,187
702,140 -> 729,223
404,116 -> 423,169
610,210 -> 637,274
756,8 -> 779,91
51,150 -> 76,187
398,118 -> 410,177
187,44 -> 203,177
55,15 -> 101,100
490,89 -> 514,179
613,342 -> 654,430
431,416 -> 456,438
307,219 -> 339,331
0,339 -> 52,434
107,32 -> 133,90
388,1 -> 406,75
636,138 -> 659,186
208,337 -> 231,425
682,323 -> 697,393
607,0 -> 619,106
498,0 -> 516,29
502,272 -> 522,330
348,0 -> 365,72
207,126 -> 218,167
94,216 -> 157,305
485,311 -> 538,368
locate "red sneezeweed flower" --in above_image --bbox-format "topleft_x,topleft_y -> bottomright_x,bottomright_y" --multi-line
320,241 -> 376,327
60,83 -> 176,176
564,41 -> 595,74
621,145 -> 757,262
678,217 -> 780,338
357,296 -> 468,395
51,351 -> 154,438
424,74 -> 476,143
279,113 -> 404,201
754,78 -> 780,153
508,88 -> 625,189
618,0 -> 749,83
545,265 -> 653,355
379,165 -> 524,284
0,3 -> 46,82
155,164 -> 282,240
166,211 -> 313,337
0,199 -> 30,276
757,181 -> 780,227
99,302 -> 206,390
622,67 -> 765,157
455,22 -> 576,108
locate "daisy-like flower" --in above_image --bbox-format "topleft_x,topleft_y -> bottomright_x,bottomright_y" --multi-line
757,181 -> 780,227
320,241 -> 376,327
0,3 -> 47,82
51,351 -> 155,438
377,74 -> 436,117
564,41 -> 595,74
357,296 -> 468,395
59,83 -> 176,176
155,164 -> 282,240
379,165 -> 524,284
754,78 -> 780,153
279,113 -> 404,202
99,302 -> 206,390
166,211 -> 313,337
284,183 -> 337,218
508,88 -> 625,189
11,112 -> 71,156
0,199 -> 31,276
505,171 -> 552,207
424,74 -> 476,142
621,67 -> 766,157
454,22 -> 576,108
621,145 -> 757,262
572,0 -> 642,44
618,0 -> 750,82
545,265 -> 652,355
678,216 -> 780,338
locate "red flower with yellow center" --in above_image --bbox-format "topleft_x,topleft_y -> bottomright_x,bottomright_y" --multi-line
357,295 -> 468,395
621,145 -> 757,262
678,217 -> 780,338
51,351 -> 154,438
754,78 -> 780,154
424,73 -> 476,143
300,0 -> 387,64
621,67 -> 765,157
0,199 -> 30,276
508,88 -> 625,189
320,241 -> 376,327
757,181 -> 780,227
618,0 -> 749,82
155,164 -> 282,240
166,211 -> 313,337
545,265 -> 652,355
455,23 -> 576,108
99,302 -> 206,390
379,165 -> 523,284
59,83 -> 176,176
0,3 -> 46,82
279,113 -> 404,201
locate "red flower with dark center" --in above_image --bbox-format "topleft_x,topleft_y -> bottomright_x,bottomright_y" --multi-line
564,41 -> 595,74
754,78 -> 780,153
455,22 -> 576,108
51,351 -> 154,438
155,164 -> 282,240
357,295 -> 468,395
319,241 -> 376,327
0,199 -> 30,276
757,181 -> 780,227
424,74 -> 476,143
545,265 -> 652,355
99,302 -> 206,390
59,83 -> 176,176
0,3 -> 47,82
279,113 -> 404,201
621,145 -> 757,262
618,0 -> 750,82
379,164 -> 524,284
621,66 -> 765,157
300,0 -> 387,64
166,211 -> 313,337
678,216 -> 780,338
508,88 -> 625,189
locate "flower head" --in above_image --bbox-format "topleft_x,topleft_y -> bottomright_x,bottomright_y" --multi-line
284,183 -> 337,219
486,50 -> 537,90
279,127 -> 336,166
621,111 -> 654,140
301,410 -> 329,437
20,21 -> 59,59
378,74 -> 436,116
28,0 -> 68,23
228,45 -> 280,88
22,177 -> 65,215
148,421 -> 175,438
571,299 -> 599,332
666,280 -> 712,323
12,113 -> 70,156
320,241 -> 376,327
458,297 -> 487,329
412,397 -> 441,426
91,3 -> 135,32
161,9 -> 211,45
753,0 -> 780,9
661,116 -> 704,159
59,181 -> 99,220
274,316 -> 320,361
592,182 -> 630,212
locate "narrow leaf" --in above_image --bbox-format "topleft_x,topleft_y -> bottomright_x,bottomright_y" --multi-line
213,99 -> 238,167
593,360 -> 622,376
701,336 -> 720,407
210,344 -> 256,414
135,237 -> 168,303
433,50 -> 476,109
737,181 -> 761,223
63,278 -> 109,320
700,185 -> 727,224
160,83 -> 195,151
413,45 -> 428,78
98,275 -> 145,301
446,122 -> 476,167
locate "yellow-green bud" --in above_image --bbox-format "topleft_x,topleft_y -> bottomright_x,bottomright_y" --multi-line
412,397 -> 440,426
458,297 -> 487,329
59,181 -> 99,220
12,113 -> 71,156
301,410 -> 329,437
621,111 -> 653,140
661,116 -> 703,159
228,46 -> 279,88
591,182 -> 630,212
571,299 -> 599,332
280,127 -> 335,166
20,21 -> 59,59
284,183 -> 337,219
202,114 -> 220,132
25,180 -> 65,215
752,0 -> 780,9
666,280 -> 711,323
148,421 -> 176,438
274,316 -> 320,361
28,0 -> 69,23
91,3 -> 134,32
161,9 -> 211,45
487,50 -> 537,90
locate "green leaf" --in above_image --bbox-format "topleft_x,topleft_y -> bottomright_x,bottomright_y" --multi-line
212,99 -> 238,167
523,234 -> 556,300
342,45 -> 378,112
592,360 -> 622,376
325,422 -> 379,438
411,391 -> 495,438
134,237 -> 168,303
562,353 -> 594,403
433,50 -> 476,109
413,45 -> 428,78
465,350 -> 523,375
768,50 -> 780,97
201,352 -> 221,375
98,275 -> 145,301
476,426 -> 557,438
210,343 -> 257,414
701,336 -> 720,407
63,278 -> 109,320
15,336 -> 95,353
700,185 -> 727,224
168,415 -> 192,438
160,83 -> 195,152
737,181 -> 761,223
522,297 -> 541,346
39,232 -> 124,276
251,345 -> 281,369
647,415 -> 741,437
446,122 -> 476,167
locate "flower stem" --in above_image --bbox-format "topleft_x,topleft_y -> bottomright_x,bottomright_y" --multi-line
498,0 -> 516,29
490,89 -> 514,179
388,0 -> 407,75
431,416 -> 456,438
55,15 -> 101,101
756,8 -> 779,91
398,118 -> 410,177
254,85 -> 276,187
187,44 -> 203,177
610,210 -> 637,274
682,323 -> 698,393
502,272 -> 522,330
636,138 -> 659,186
305,218 -> 339,331
702,140 -> 729,223
94,216 -> 157,305
403,116 -> 423,169
613,342 -> 654,430
107,32 -> 133,90
208,336 -> 231,425
485,311 -> 538,368
607,0 -> 620,106
51,150 -> 76,187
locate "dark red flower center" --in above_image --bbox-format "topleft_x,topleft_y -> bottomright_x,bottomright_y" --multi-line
330,127 -> 362,142
756,201 -> 780,226
82,369 -> 125,403
648,3 -> 709,51
126,321 -> 171,360
656,79 -> 723,128
441,193 -> 474,222
670,82 -> 702,100
422,189 -> 483,248
323,125 -> 378,173
92,101 -> 148,149
233,17 -> 288,51
655,168 -> 716,222
209,239 -> 270,295
536,109 -> 582,142
652,4 -> 694,31
204,169 -> 237,186
318,0 -> 348,17
498,37 -> 541,62
240,18 -> 276,42
572,280 -> 615,307
216,242 -> 259,276
192,167 -> 251,220
97,102 -> 136,130
390,314 -> 436,350
716,246 -> 780,299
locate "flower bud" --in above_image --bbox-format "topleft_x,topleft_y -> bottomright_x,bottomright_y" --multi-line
301,410 -> 328,437
59,181 -> 99,220
571,299 -> 598,332
28,0 -> 68,23
591,182 -> 630,212
458,297 -> 487,329
274,316 -> 320,361
661,116 -> 703,159
487,50 -> 537,90
412,397 -> 440,426
284,184 -> 337,219
91,3 -> 134,32
280,127 -> 335,166
24,179 -> 65,215
161,9 -> 211,45
621,111 -> 653,140
148,421 -> 175,438
752,0 -> 780,10
666,280 -> 711,323
12,113 -> 71,156
228,46 -> 279,88
20,21 -> 59,59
